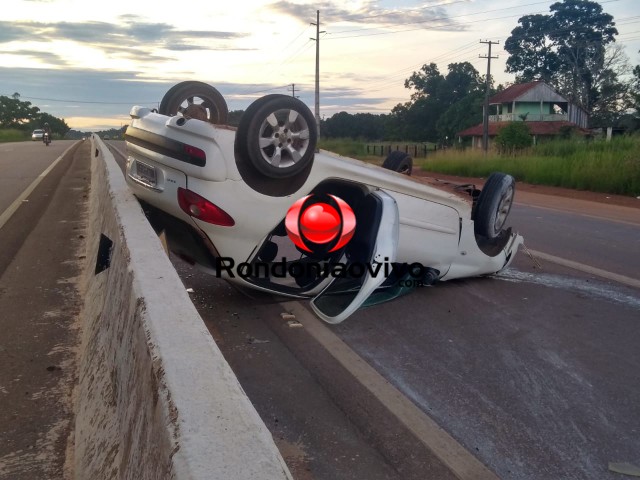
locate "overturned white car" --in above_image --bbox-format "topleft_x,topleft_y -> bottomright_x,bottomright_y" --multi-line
124,81 -> 522,324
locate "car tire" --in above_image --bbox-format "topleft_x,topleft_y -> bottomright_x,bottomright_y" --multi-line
474,172 -> 515,238
159,81 -> 228,125
235,94 -> 317,179
382,150 -> 413,175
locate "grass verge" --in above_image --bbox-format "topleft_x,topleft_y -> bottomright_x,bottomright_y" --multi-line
0,129 -> 29,143
417,137 -> 640,196
318,137 -> 640,197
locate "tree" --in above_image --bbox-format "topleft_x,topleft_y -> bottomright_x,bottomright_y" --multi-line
34,112 -> 70,137
436,91 -> 484,144
495,122 -> 532,154
404,63 -> 445,102
0,93 -> 70,136
586,44 -> 631,126
227,110 -> 245,127
504,14 -> 559,83
505,0 -> 620,117
632,53 -> 640,114
320,112 -> 388,140
0,93 -> 41,128
390,61 -> 484,142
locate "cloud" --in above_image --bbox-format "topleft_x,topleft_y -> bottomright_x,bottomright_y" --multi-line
0,49 -> 71,66
0,66 -> 396,128
0,18 -> 249,53
266,0 -> 464,31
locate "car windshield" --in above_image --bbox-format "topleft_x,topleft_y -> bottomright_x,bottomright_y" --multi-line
33,130 -> 43,133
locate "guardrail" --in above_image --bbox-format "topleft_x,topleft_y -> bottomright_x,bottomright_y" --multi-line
366,143 -> 437,158
74,136 -> 292,479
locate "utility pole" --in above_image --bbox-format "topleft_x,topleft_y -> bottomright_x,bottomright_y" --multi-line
310,10 -> 324,143
288,83 -> 298,98
479,40 -> 499,152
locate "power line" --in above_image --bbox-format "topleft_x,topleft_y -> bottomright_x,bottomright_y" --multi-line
366,44 -> 485,93
360,0 -> 469,22
326,0 -> 622,41
244,25 -> 312,89
243,84 -> 291,95
327,0 -> 558,37
0,94 -> 156,105
7,2 -> 636,109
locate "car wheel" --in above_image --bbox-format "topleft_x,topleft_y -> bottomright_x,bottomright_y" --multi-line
235,94 -> 317,179
382,150 -> 413,175
474,172 -> 515,238
158,81 -> 228,125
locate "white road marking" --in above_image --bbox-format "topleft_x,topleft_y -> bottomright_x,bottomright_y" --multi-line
280,300 -> 499,480
514,201 -> 640,227
497,269 -> 640,309
527,249 -> 640,290
0,143 -> 77,232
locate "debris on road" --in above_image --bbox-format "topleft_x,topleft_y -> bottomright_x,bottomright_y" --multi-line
247,336 -> 270,345
609,462 -> 640,477
522,243 -> 542,269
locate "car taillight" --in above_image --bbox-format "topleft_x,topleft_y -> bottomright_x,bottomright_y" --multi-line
183,144 -> 206,161
177,188 -> 235,226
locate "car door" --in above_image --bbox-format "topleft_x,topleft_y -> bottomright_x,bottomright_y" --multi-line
310,190 -> 399,324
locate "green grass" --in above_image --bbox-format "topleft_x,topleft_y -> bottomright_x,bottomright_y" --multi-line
0,129 -> 29,143
416,136 -> 640,196
318,138 -> 370,157
318,136 -> 640,196
319,138 -> 436,162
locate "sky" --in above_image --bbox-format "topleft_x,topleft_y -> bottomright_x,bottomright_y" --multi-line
1,0 -> 639,131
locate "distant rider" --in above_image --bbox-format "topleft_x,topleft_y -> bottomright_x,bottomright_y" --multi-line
42,122 -> 52,143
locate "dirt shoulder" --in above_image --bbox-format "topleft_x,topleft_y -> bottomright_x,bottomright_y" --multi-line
414,169 -> 640,210
412,169 -> 640,226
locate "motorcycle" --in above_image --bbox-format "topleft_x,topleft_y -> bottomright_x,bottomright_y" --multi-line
43,132 -> 50,146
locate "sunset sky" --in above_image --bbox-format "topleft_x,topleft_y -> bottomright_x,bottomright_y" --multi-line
1,0 -> 638,130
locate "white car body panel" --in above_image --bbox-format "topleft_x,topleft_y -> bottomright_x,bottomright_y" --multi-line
311,190 -> 400,324
124,105 -> 523,323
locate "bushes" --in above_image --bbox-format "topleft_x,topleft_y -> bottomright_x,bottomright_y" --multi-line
418,135 -> 640,196
495,122 -> 532,153
0,129 -> 29,143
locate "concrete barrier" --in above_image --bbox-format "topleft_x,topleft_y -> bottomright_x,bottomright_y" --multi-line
75,136 -> 292,479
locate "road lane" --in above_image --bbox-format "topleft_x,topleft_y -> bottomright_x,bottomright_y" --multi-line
329,255 -> 640,480
510,203 -> 640,280
114,138 -> 640,478
0,141 -> 75,214
0,140 -> 88,479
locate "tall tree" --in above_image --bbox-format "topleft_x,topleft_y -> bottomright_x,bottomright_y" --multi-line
392,61 -> 484,142
321,112 -> 388,140
34,112 -> 70,136
0,93 -> 41,128
505,0 -> 619,116
436,91 -> 485,144
0,93 -> 70,135
587,44 -> 632,125
504,14 -> 559,83
632,52 -> 640,114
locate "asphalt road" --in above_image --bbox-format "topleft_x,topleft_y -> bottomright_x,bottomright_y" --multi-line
85,142 -> 640,478
510,203 -> 640,280
0,140 -> 88,479
0,140 -> 73,215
